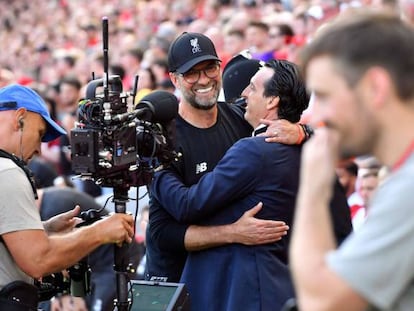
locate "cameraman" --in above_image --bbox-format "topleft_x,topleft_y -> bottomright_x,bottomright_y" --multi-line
0,84 -> 134,310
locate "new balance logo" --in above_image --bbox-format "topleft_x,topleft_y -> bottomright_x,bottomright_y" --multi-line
196,162 -> 208,174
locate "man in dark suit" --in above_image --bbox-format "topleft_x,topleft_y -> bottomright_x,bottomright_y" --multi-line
151,59 -> 308,311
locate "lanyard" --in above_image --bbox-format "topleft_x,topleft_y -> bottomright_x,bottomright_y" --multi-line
392,140 -> 414,172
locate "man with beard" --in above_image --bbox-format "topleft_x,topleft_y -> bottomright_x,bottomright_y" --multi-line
290,12 -> 414,311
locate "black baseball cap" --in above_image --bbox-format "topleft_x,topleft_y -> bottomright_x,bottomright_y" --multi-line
222,54 -> 262,102
168,32 -> 220,74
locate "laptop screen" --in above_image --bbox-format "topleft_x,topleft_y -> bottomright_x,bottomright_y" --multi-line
129,281 -> 188,311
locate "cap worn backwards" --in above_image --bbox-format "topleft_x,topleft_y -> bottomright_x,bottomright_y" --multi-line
168,32 -> 220,74
0,84 -> 66,142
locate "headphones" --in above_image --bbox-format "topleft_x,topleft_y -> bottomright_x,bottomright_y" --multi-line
19,118 -> 24,130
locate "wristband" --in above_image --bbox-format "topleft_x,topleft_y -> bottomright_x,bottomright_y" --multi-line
296,124 -> 305,145
300,124 -> 314,141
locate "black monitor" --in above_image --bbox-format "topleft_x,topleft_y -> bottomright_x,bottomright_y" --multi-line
129,280 -> 190,311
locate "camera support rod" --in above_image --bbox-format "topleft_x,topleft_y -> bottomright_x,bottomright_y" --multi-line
102,16 -> 109,104
101,19 -> 131,309
113,185 -> 131,311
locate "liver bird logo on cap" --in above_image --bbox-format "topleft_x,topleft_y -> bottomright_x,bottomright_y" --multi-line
190,38 -> 202,54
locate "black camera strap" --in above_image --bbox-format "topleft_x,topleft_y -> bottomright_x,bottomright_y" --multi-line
0,149 -> 38,200
0,151 -> 40,309
0,149 -> 39,245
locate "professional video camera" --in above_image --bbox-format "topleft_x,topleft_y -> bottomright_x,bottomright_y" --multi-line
71,78 -> 179,188
68,17 -> 178,311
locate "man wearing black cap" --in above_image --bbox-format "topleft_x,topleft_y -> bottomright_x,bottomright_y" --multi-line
0,84 -> 134,310
145,32 -> 304,283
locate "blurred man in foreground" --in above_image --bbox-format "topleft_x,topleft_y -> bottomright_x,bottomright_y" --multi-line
290,11 -> 414,311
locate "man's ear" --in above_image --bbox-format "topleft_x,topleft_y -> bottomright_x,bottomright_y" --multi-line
363,67 -> 393,109
169,72 -> 179,88
267,96 -> 279,110
14,108 -> 27,131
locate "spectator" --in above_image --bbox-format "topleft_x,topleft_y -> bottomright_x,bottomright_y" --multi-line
347,155 -> 382,207
335,159 -> 358,200
290,11 -> 414,311
269,23 -> 295,60
224,10 -> 252,34
120,47 -> 144,92
0,0 -> 351,95
135,67 -> 157,103
150,58 -> 170,86
222,53 -> 262,103
399,0 -> 414,25
54,55 -> 78,85
204,26 -> 232,68
0,68 -> 16,88
223,29 -> 248,58
245,21 -> 274,61
57,76 -> 82,119
349,171 -> 380,231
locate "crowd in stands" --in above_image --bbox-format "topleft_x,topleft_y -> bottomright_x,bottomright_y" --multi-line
1,0 -> 405,170
1,1 -> 406,93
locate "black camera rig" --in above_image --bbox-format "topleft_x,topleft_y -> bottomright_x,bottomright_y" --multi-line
68,17 -> 178,311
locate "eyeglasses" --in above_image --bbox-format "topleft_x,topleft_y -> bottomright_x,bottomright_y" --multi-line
179,63 -> 220,84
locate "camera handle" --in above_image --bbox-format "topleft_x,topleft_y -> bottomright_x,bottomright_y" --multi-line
113,186 -> 131,311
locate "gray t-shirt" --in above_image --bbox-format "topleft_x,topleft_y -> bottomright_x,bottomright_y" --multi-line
0,158 -> 43,289
327,154 -> 414,311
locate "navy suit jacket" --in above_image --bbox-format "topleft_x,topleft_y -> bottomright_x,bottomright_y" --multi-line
152,136 -> 301,311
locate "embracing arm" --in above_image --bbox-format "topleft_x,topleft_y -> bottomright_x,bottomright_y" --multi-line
151,139 -> 260,223
149,197 -> 189,252
261,118 -> 312,145
3,213 -> 134,279
150,198 -> 288,252
185,202 -> 288,251
290,129 -> 367,311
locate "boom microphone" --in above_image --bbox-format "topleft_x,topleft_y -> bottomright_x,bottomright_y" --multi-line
111,91 -> 178,123
111,107 -> 151,123
136,90 -> 178,123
